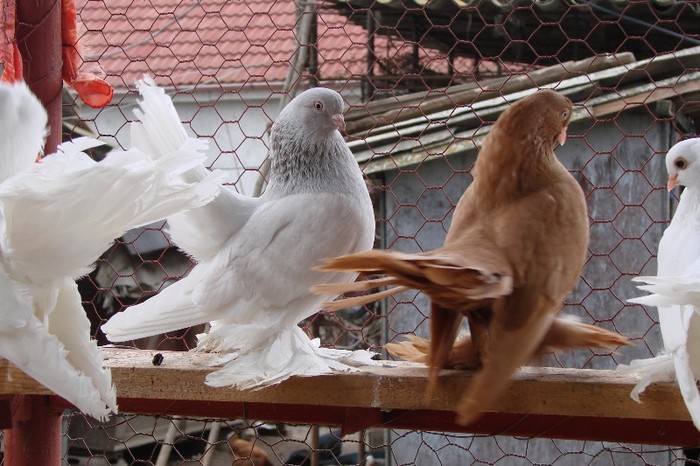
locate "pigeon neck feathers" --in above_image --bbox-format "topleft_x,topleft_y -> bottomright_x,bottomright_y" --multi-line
266,104 -> 365,196
658,184 -> 700,276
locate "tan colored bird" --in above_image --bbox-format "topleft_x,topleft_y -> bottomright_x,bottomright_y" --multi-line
314,89 -> 629,425
229,434 -> 273,466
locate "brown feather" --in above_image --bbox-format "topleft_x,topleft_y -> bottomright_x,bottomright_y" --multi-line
387,317 -> 628,368
228,435 -> 273,466
314,90 -> 628,424
426,304 -> 464,399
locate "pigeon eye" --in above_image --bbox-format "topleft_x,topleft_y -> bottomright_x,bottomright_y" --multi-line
560,109 -> 570,121
313,100 -> 324,111
674,158 -> 688,170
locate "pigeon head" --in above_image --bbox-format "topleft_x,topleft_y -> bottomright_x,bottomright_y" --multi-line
267,87 -> 363,195
277,87 -> 346,136
666,138 -> 700,191
520,89 -> 573,148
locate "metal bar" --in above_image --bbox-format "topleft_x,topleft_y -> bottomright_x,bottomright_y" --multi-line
155,417 -> 186,466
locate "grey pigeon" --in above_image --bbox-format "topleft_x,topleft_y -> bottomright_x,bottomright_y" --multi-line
102,81 -> 376,388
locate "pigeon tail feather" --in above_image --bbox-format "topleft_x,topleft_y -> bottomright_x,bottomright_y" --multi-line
49,281 -> 117,413
0,141 -> 222,282
315,249 -> 512,311
131,76 -> 189,157
387,317 -> 628,370
101,276 -> 211,342
0,315 -> 114,420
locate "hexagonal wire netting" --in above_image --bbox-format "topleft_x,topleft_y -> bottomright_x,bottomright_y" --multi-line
9,0 -> 700,464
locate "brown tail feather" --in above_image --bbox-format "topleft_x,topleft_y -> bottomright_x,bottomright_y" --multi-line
316,249 -> 512,313
312,276 -> 401,294
385,336 -> 430,364
315,249 -> 422,275
320,285 -> 409,312
541,318 -> 629,351
386,334 -> 480,369
426,305 -> 463,401
386,318 -> 629,367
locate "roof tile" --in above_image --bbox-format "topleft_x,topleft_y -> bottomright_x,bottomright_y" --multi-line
77,0 -> 368,88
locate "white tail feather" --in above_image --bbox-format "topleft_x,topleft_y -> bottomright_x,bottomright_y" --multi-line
49,281 -> 117,413
0,311 -> 114,420
0,140 -> 222,282
101,273 -> 211,342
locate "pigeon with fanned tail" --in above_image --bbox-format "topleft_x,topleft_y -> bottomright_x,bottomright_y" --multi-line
0,80 -> 221,420
619,137 -> 700,430
314,90 -> 629,425
101,81 -> 376,389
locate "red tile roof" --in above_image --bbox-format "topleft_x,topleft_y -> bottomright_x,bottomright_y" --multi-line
76,0 -> 372,90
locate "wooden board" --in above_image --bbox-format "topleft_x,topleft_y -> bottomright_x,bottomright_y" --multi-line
0,348 -> 697,446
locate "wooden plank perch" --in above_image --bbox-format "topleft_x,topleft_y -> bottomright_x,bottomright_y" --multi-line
0,348 -> 697,447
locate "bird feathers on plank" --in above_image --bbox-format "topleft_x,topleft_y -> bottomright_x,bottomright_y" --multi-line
620,137 -> 700,431
102,82 -> 377,389
0,80 -> 221,420
315,89 -> 629,424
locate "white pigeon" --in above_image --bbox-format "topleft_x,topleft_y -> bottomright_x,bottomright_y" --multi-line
620,137 -> 700,430
0,80 -> 221,420
101,80 -> 377,389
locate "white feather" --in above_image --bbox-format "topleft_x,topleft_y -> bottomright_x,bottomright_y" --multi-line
102,82 -> 377,388
0,81 -> 47,183
621,138 -> 700,431
0,80 -> 221,419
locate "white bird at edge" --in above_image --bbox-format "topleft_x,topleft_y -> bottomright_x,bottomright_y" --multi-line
0,80 -> 222,420
619,137 -> 700,430
101,79 -> 377,389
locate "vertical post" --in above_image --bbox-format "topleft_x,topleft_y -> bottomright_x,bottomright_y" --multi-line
5,1 -> 64,463
5,396 -> 63,466
310,425 -> 320,466
17,0 -> 64,152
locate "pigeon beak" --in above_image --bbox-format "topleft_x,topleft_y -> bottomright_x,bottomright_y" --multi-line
557,126 -> 567,146
667,173 -> 679,192
331,113 -> 346,131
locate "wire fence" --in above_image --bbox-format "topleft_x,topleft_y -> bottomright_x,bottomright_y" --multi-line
6,0 -> 700,464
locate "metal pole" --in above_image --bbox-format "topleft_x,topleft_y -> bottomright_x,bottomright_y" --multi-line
5,1 -> 64,464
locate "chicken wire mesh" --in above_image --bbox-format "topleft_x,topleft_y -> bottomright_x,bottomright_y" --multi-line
4,0 -> 700,464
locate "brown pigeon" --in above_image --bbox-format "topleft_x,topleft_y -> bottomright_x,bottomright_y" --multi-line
314,89 -> 628,424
